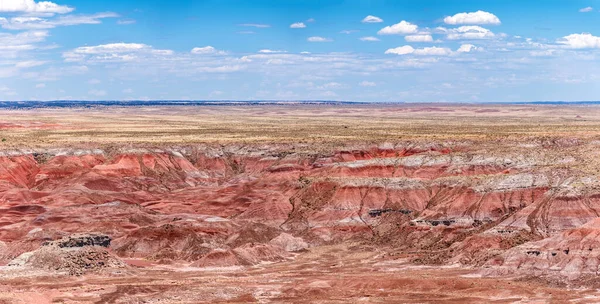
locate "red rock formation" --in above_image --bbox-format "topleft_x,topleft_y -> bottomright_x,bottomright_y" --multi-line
0,143 -> 598,283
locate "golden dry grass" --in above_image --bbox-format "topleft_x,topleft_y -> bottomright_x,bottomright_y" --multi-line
0,104 -> 599,148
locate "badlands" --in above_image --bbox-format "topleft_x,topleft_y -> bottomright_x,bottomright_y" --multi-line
3,104 -> 600,302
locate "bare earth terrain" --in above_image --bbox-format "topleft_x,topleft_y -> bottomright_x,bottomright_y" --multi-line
3,104 -> 600,303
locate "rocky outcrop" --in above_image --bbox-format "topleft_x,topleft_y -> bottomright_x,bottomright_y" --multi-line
484,218 -> 600,281
50,233 -> 111,248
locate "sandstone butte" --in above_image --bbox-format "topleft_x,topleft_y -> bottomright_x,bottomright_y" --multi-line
4,125 -> 600,301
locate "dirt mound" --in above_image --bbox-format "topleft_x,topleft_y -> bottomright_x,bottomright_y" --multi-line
192,249 -> 250,267
111,224 -> 210,262
12,246 -> 125,276
269,233 -> 309,252
8,233 -> 125,276
226,222 -> 282,247
233,243 -> 287,264
191,244 -> 287,268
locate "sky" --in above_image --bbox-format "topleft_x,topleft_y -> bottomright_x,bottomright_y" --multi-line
1,0 -> 600,102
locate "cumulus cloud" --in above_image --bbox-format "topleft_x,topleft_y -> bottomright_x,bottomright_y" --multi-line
413,46 -> 452,56
405,34 -> 433,42
0,0 -> 73,15
340,30 -> 358,34
362,15 -> 383,23
359,81 -> 376,87
385,45 -> 451,56
579,7 -> 593,12
0,12 -> 118,30
456,44 -> 481,53
191,46 -> 227,55
377,21 -> 418,35
359,36 -> 379,41
558,33 -> 600,49
446,26 -> 495,40
443,10 -> 501,25
290,22 -> 306,28
63,43 -> 174,62
307,36 -> 332,42
384,45 -> 415,55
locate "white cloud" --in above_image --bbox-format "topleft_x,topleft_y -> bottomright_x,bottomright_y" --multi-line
290,22 -> 306,28
319,82 -> 344,89
359,36 -> 380,41
307,36 -> 332,42
413,46 -> 452,56
405,34 -> 433,42
239,23 -> 270,28
35,83 -> 45,88
446,26 -> 495,40
529,50 -> 556,57
377,21 -> 418,35
75,43 -> 145,53
123,88 -> 133,94
88,78 -> 100,84
0,30 -> 48,57
384,45 -> 415,55
258,49 -> 286,53
362,15 -> 383,23
0,12 -> 119,30
385,45 -> 451,56
0,86 -> 16,96
266,58 -> 292,65
443,10 -> 501,25
340,30 -> 358,34
0,0 -> 73,15
306,18 -> 315,23
579,7 -> 593,12
558,33 -> 600,49
456,44 -> 480,53
63,43 -> 174,62
359,81 -> 376,87
191,46 -> 226,55
15,60 -> 46,68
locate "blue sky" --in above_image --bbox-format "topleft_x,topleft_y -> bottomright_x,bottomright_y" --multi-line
1,0 -> 600,102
